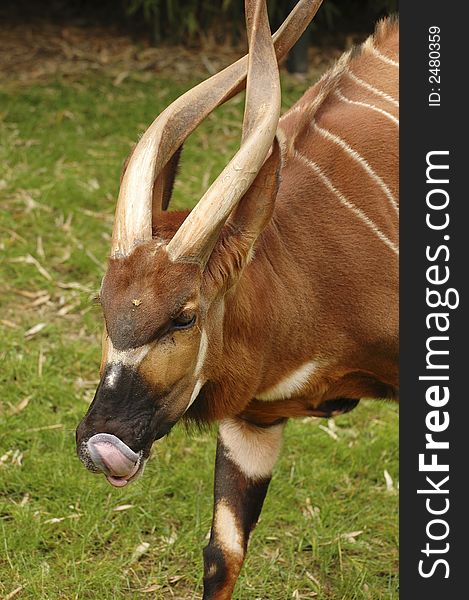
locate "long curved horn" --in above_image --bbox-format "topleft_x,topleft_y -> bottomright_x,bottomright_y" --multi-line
111,0 -> 324,258
166,0 -> 280,266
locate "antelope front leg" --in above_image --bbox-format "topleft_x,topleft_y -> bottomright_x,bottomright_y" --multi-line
202,417 -> 286,600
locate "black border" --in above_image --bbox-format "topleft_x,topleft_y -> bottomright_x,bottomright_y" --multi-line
400,2 -> 467,596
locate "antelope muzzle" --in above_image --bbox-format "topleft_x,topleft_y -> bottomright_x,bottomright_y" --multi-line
75,363 -> 176,487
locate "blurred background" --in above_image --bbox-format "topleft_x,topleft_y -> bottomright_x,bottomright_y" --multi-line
0,2 -> 399,599
1,0 -> 398,80
1,0 -> 398,40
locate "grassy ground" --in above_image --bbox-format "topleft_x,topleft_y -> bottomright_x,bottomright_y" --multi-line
0,61 -> 398,599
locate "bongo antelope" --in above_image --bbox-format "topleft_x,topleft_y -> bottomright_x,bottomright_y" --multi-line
76,1 -> 399,597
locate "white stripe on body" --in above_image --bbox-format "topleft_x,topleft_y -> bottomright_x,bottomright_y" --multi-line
364,39 -> 399,68
312,120 -> 398,214
295,151 -> 399,255
256,361 -> 319,401
345,69 -> 399,107
335,89 -> 399,126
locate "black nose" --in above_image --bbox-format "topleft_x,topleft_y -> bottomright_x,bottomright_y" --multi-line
76,364 -> 158,451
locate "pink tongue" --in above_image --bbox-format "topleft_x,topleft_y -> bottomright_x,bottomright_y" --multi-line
92,441 -> 139,478
106,475 -> 130,488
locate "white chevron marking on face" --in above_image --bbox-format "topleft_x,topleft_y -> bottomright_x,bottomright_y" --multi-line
107,341 -> 151,367
185,329 -> 208,411
103,340 -> 151,388
194,330 -> 208,378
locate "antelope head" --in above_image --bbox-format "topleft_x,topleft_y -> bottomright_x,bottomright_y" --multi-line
76,0 -> 323,487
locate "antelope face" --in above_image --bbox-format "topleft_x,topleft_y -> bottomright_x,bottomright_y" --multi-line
76,240 -> 214,487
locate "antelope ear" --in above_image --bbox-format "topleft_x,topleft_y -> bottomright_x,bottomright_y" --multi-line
204,137 -> 282,289
120,145 -> 183,215
152,145 -> 183,213
227,136 -> 282,242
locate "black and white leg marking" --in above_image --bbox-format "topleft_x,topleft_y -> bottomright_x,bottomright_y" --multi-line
203,417 -> 286,600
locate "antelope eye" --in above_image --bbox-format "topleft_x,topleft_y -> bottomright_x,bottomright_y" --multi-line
171,312 -> 196,330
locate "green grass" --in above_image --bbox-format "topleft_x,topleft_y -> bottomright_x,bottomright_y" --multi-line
0,68 -> 398,599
